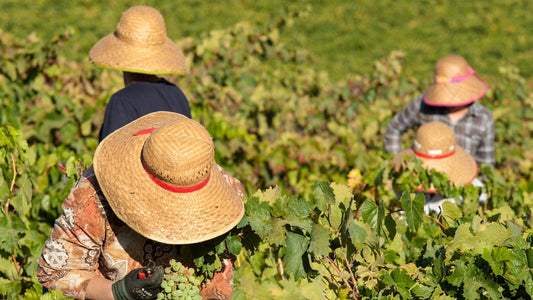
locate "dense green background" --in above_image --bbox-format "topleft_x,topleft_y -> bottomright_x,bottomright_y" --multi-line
1,0 -> 532,83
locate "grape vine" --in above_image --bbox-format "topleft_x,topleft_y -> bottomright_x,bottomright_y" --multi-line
158,259 -> 203,300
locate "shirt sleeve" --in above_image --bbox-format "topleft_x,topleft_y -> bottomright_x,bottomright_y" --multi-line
99,94 -> 138,142
474,111 -> 496,166
217,165 -> 245,198
384,96 -> 423,154
37,174 -> 106,299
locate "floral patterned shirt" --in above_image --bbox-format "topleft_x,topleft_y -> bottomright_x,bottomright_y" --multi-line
37,165 -> 244,299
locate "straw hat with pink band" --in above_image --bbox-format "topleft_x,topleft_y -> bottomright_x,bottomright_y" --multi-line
89,6 -> 186,75
93,111 -> 244,245
423,55 -> 487,107
393,121 -> 478,189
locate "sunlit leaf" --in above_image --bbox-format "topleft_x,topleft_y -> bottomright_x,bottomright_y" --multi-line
400,192 -> 424,231
309,224 -> 330,257
284,232 -> 309,280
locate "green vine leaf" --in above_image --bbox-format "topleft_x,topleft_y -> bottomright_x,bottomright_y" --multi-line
441,200 -> 462,226
225,235 -> 242,256
244,196 -> 273,239
400,192 -> 424,231
284,232 -> 309,280
360,199 -> 384,234
0,215 -> 26,253
309,224 -> 330,257
348,220 -> 370,249
311,181 -> 335,212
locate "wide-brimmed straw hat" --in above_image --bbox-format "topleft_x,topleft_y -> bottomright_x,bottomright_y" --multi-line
89,6 -> 186,75
93,112 -> 244,244
423,55 -> 487,107
393,121 -> 478,187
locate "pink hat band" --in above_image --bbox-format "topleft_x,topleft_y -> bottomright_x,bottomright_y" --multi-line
435,66 -> 476,84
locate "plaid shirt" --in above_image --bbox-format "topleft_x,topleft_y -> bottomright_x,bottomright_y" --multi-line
385,95 -> 495,166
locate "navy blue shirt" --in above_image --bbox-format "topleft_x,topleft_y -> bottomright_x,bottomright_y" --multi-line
98,79 -> 191,141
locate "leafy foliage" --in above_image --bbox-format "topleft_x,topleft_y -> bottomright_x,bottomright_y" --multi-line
0,5 -> 533,300
3,1 -> 533,83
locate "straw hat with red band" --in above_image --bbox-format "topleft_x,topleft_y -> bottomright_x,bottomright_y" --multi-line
393,121 -> 478,187
423,55 -> 487,107
93,111 -> 244,245
89,5 -> 186,75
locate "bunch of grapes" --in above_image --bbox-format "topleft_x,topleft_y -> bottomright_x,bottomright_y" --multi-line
157,259 -> 203,300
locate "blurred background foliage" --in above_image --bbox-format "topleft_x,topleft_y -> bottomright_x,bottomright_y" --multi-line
1,0 -> 532,83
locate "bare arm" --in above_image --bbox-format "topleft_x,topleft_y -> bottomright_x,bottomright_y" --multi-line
86,277 -> 114,300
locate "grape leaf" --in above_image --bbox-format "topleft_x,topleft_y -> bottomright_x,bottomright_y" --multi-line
299,276 -> 326,300
0,215 -> 26,253
400,192 -> 424,231
463,277 -> 483,300
448,223 -> 475,252
269,218 -> 288,246
11,173 -> 32,221
254,185 -> 282,205
411,283 -> 434,298
382,268 -> 415,299
309,224 -> 330,257
524,274 -> 533,296
271,195 -> 290,218
475,223 -> 511,249
284,232 -> 309,280
360,199 -> 384,234
348,220 -> 368,249
441,200 -> 462,226
225,235 -> 242,256
244,196 -> 273,239
447,259 -> 467,287
311,181 -> 335,212
330,182 -> 353,207
481,247 -> 513,277
289,196 -> 314,218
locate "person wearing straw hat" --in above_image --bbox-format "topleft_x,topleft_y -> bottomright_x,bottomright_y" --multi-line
90,5 -> 192,142
394,121 -> 486,214
37,112 -> 244,299
385,55 -> 495,166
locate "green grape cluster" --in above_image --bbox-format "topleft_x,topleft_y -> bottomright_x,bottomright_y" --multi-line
157,259 -> 203,300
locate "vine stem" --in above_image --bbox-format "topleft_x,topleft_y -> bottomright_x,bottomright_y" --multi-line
277,257 -> 285,280
9,153 -> 17,192
12,254 -> 21,275
424,213 -> 448,232
323,274 -> 340,289
327,205 -> 360,299
324,255 -> 356,296
5,153 -> 18,216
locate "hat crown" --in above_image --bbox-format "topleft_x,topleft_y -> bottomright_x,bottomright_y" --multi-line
141,119 -> 214,187
414,122 -> 456,156
115,6 -> 167,46
434,55 -> 470,81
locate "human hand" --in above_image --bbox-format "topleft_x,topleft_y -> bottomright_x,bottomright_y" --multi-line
111,263 -> 163,300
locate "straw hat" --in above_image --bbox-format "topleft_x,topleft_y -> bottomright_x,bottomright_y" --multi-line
423,55 -> 487,107
393,121 -> 478,187
89,6 -> 186,75
93,112 -> 244,244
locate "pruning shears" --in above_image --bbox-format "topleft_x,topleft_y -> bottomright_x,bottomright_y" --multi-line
138,260 -> 155,279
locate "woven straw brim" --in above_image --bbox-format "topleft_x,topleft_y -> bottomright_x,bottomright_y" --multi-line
93,113 -> 244,244
393,146 -> 478,186
423,74 -> 487,106
89,33 -> 186,75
